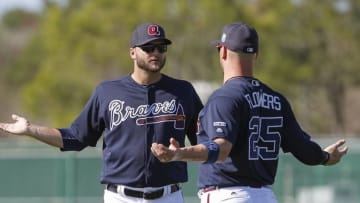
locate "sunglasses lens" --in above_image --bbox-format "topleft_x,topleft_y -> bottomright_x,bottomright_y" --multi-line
140,46 -> 153,53
139,45 -> 167,53
156,45 -> 167,53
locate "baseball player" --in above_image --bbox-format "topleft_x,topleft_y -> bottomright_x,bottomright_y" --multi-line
151,22 -> 348,203
0,22 -> 203,203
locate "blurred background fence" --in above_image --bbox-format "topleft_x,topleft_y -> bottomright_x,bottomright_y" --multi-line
0,137 -> 357,203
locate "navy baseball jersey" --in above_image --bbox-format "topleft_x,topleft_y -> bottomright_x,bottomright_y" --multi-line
59,74 -> 203,187
197,76 -> 326,188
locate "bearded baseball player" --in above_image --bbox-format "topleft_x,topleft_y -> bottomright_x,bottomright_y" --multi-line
151,22 -> 348,203
0,22 -> 203,203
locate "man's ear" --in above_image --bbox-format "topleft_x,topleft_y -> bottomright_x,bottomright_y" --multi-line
130,48 -> 136,59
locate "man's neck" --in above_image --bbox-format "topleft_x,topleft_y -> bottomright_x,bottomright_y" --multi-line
223,69 -> 252,84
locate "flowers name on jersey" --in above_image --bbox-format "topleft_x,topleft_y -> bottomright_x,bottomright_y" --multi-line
108,99 -> 185,130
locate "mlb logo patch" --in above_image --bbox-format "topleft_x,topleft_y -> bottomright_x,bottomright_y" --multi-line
216,128 -> 224,133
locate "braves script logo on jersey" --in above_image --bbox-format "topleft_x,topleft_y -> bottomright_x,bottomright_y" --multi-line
148,25 -> 161,36
108,99 -> 185,130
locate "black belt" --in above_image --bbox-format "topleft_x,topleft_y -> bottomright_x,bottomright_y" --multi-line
203,184 -> 263,193
106,184 -> 180,200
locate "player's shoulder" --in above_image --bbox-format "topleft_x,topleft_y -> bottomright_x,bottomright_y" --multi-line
258,80 -> 287,99
161,74 -> 195,88
91,75 -> 132,95
213,76 -> 250,97
212,76 -> 286,100
97,75 -> 131,87
162,74 -> 191,84
256,79 -> 291,107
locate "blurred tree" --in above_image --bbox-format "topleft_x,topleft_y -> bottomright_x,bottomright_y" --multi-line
19,0 -> 193,125
269,0 -> 360,133
0,8 -> 41,123
2,0 -> 359,134
2,9 -> 39,30
0,9 -> 40,82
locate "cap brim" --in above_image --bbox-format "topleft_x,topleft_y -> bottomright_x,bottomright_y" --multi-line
161,39 -> 172,45
140,38 -> 172,46
211,40 -> 222,46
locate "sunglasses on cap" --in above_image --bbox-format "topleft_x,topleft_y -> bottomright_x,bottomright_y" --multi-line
138,44 -> 167,53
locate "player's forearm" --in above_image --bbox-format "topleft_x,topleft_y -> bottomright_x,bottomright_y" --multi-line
152,138 -> 232,163
27,124 -> 64,148
176,139 -> 232,163
176,144 -> 208,162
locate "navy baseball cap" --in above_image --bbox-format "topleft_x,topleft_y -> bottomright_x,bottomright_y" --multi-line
212,22 -> 258,53
131,23 -> 172,47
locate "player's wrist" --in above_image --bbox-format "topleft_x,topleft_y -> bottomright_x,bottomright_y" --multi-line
27,124 -> 41,136
321,151 -> 330,165
202,141 -> 220,164
171,148 -> 183,161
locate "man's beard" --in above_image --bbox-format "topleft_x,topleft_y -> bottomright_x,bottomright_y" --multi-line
137,57 -> 166,73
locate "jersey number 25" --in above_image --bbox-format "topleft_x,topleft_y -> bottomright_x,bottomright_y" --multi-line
248,116 -> 283,160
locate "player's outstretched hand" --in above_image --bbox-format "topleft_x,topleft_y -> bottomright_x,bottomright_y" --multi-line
151,138 -> 180,162
0,114 -> 30,135
323,139 -> 348,166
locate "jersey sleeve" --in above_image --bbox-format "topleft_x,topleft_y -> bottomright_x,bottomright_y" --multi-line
59,128 -> 87,151
186,85 -> 204,145
60,86 -> 105,151
281,99 -> 327,165
200,95 -> 239,144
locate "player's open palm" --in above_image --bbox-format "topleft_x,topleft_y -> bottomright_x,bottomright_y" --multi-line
0,114 -> 30,135
151,138 -> 180,162
324,139 -> 348,165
